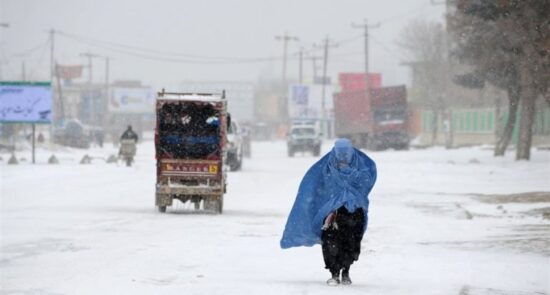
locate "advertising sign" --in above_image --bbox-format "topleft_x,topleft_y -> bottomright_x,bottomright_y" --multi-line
288,84 -> 334,119
0,81 -> 52,123
109,87 -> 154,113
55,64 -> 84,80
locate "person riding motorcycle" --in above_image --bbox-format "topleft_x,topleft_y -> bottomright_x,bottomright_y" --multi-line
120,125 -> 139,142
119,125 -> 138,166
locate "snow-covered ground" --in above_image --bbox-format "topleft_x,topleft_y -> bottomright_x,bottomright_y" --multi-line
1,140 -> 549,295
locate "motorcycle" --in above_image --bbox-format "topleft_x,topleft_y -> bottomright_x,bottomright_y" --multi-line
119,139 -> 137,167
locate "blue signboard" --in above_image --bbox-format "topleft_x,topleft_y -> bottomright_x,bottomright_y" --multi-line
291,85 -> 309,105
0,82 -> 52,123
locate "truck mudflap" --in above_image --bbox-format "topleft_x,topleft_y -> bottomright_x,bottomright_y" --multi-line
156,184 -> 224,195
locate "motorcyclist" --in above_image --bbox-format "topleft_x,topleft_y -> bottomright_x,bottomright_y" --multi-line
120,125 -> 139,142
119,126 -> 138,165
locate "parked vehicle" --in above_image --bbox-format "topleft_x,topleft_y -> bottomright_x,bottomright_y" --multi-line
286,124 -> 322,157
226,119 -> 244,171
155,90 -> 228,213
53,119 -> 91,148
334,85 -> 410,150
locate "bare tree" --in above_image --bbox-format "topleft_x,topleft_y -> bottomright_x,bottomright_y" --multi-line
398,20 -> 449,146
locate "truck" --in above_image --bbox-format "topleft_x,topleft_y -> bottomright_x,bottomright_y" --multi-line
286,121 -> 322,157
226,118 -> 244,171
154,90 -> 229,213
333,85 -> 410,150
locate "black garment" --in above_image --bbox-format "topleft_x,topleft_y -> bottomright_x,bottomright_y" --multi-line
321,206 -> 365,275
120,129 -> 138,142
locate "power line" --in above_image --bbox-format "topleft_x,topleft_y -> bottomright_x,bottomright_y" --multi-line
56,30 -> 285,64
10,39 -> 50,58
27,39 -> 50,80
369,34 -> 396,56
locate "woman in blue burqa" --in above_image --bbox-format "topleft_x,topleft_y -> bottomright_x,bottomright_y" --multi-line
280,138 -> 377,286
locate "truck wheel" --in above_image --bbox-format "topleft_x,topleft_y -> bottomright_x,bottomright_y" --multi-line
235,151 -> 243,170
217,198 -> 223,214
229,159 -> 240,171
158,206 -> 167,213
204,198 -> 223,214
288,147 -> 294,157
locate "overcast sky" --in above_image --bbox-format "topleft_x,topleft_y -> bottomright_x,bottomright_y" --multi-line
0,0 -> 445,90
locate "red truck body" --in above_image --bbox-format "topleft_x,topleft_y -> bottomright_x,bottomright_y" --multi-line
334,85 -> 410,150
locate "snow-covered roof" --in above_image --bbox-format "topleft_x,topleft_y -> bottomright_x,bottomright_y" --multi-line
157,92 -> 225,102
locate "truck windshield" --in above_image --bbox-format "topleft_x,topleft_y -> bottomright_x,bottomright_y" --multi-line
374,109 -> 406,124
291,128 -> 315,136
158,103 -> 221,159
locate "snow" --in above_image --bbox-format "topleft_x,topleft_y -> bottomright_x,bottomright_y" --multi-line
158,93 -> 225,102
1,141 -> 549,294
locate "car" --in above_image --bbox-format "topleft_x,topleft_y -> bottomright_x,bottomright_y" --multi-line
226,119 -> 244,171
286,125 -> 322,157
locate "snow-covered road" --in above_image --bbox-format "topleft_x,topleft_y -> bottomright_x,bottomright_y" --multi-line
1,141 -> 549,294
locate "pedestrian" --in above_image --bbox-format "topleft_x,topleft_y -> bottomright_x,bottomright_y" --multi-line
280,138 -> 377,286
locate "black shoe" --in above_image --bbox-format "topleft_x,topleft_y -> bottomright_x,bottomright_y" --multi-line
326,270 -> 340,286
341,270 -> 352,285
326,276 -> 340,286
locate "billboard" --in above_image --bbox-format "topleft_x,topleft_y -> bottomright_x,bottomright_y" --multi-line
55,64 -> 83,80
109,87 -> 154,114
0,81 -> 52,123
288,84 -> 334,119
338,73 -> 382,92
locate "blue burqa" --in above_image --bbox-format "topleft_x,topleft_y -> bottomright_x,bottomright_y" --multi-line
280,139 -> 377,249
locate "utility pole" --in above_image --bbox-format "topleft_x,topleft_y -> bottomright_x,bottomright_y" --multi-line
275,32 -> 299,119
314,36 -> 338,117
81,51 -> 94,125
352,19 -> 380,94
103,57 -> 110,135
298,47 -> 304,84
431,0 -> 454,148
275,32 -> 299,85
105,57 -> 110,89
80,51 -> 110,125
80,51 -> 95,84
307,56 -> 321,81
49,29 -> 55,82
0,23 -> 10,80
314,36 -> 338,138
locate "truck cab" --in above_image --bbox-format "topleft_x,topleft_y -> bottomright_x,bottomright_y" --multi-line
154,90 -> 228,213
286,123 -> 322,157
